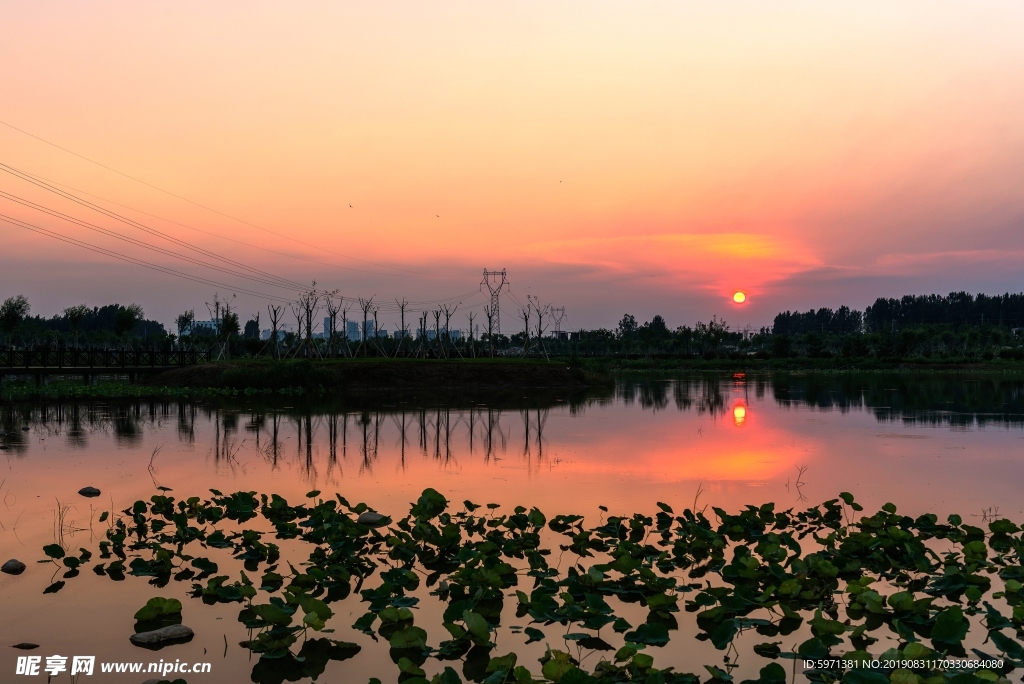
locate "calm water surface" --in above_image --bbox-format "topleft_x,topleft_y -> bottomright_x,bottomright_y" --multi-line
1,372 -> 1023,682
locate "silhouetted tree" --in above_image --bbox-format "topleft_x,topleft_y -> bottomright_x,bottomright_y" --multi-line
0,294 -> 29,345
63,304 -> 90,348
114,304 -> 144,348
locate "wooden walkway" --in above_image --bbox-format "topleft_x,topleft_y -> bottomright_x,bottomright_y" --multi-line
1,349 -> 210,382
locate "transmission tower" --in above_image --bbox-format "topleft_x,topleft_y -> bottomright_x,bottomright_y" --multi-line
481,268 -> 508,335
551,306 -> 567,335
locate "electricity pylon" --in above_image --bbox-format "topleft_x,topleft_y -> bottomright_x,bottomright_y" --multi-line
481,269 -> 508,335
551,306 -> 566,335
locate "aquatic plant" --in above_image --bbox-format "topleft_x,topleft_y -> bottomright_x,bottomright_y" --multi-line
41,489 -> 1024,684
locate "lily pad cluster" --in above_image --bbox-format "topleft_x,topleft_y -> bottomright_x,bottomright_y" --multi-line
41,489 -> 1024,684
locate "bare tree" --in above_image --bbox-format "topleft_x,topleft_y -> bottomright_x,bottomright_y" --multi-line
267,304 -> 283,359
466,311 -> 476,358
205,294 -> 228,357
416,311 -> 429,358
432,309 -> 443,358
372,305 -> 382,355
529,295 -> 551,360
289,303 -> 303,358
519,303 -> 532,357
297,286 -> 323,358
340,301 -> 353,357
442,303 -> 458,358
484,304 -> 495,357
325,296 -> 342,358
220,302 -> 240,360
358,297 -> 374,356
394,298 -> 408,358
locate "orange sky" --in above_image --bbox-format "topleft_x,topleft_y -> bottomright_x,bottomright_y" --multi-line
2,1 -> 1024,330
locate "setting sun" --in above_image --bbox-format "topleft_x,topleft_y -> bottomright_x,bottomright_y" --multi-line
733,291 -> 746,303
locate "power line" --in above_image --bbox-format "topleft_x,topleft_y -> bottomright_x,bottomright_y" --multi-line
0,190 -> 308,293
0,213 -> 292,301
0,194 -> 488,313
0,117 -> 440,278
0,161 -> 462,282
0,121 -> 496,312
1,163 -> 309,290
1,174 -> 492,310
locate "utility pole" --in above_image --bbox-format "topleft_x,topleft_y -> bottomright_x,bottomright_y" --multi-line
481,269 -> 508,335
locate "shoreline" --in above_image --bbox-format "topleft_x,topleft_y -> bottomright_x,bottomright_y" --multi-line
1,358 -> 610,402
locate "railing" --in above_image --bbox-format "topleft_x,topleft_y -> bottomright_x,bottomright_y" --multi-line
0,349 -> 211,369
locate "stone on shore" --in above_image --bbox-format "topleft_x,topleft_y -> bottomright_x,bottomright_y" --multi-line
78,487 -> 101,498
2,559 -> 26,575
129,624 -> 194,649
356,511 -> 388,526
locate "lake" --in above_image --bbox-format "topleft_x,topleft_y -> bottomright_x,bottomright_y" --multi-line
2,372 -> 1023,682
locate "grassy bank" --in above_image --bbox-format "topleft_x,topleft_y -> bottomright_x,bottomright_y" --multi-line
579,355 -> 1024,373
146,357 -> 603,390
1,358 -> 610,402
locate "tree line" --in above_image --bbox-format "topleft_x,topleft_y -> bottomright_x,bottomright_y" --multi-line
0,295 -> 164,349
5,289 -> 1024,362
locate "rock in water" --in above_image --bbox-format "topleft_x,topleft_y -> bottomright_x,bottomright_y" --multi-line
129,624 -> 194,649
78,487 -> 101,498
11,643 -> 39,650
2,559 -> 26,575
356,511 -> 387,526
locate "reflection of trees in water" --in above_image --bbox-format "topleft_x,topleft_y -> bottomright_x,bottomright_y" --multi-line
167,404 -> 546,486
8,374 -> 1024,462
1,401 -> 177,453
770,373 -> 1024,427
611,377 -> 730,417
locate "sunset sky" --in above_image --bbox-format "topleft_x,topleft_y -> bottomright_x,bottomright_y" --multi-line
2,1 -> 1024,332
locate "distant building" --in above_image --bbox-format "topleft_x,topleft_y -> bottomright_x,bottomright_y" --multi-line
346,321 -> 360,341
323,317 -> 332,336
192,320 -> 218,335
260,323 -> 296,340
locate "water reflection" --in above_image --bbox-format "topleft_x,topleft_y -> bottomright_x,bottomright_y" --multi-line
4,373 -> 1024,459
